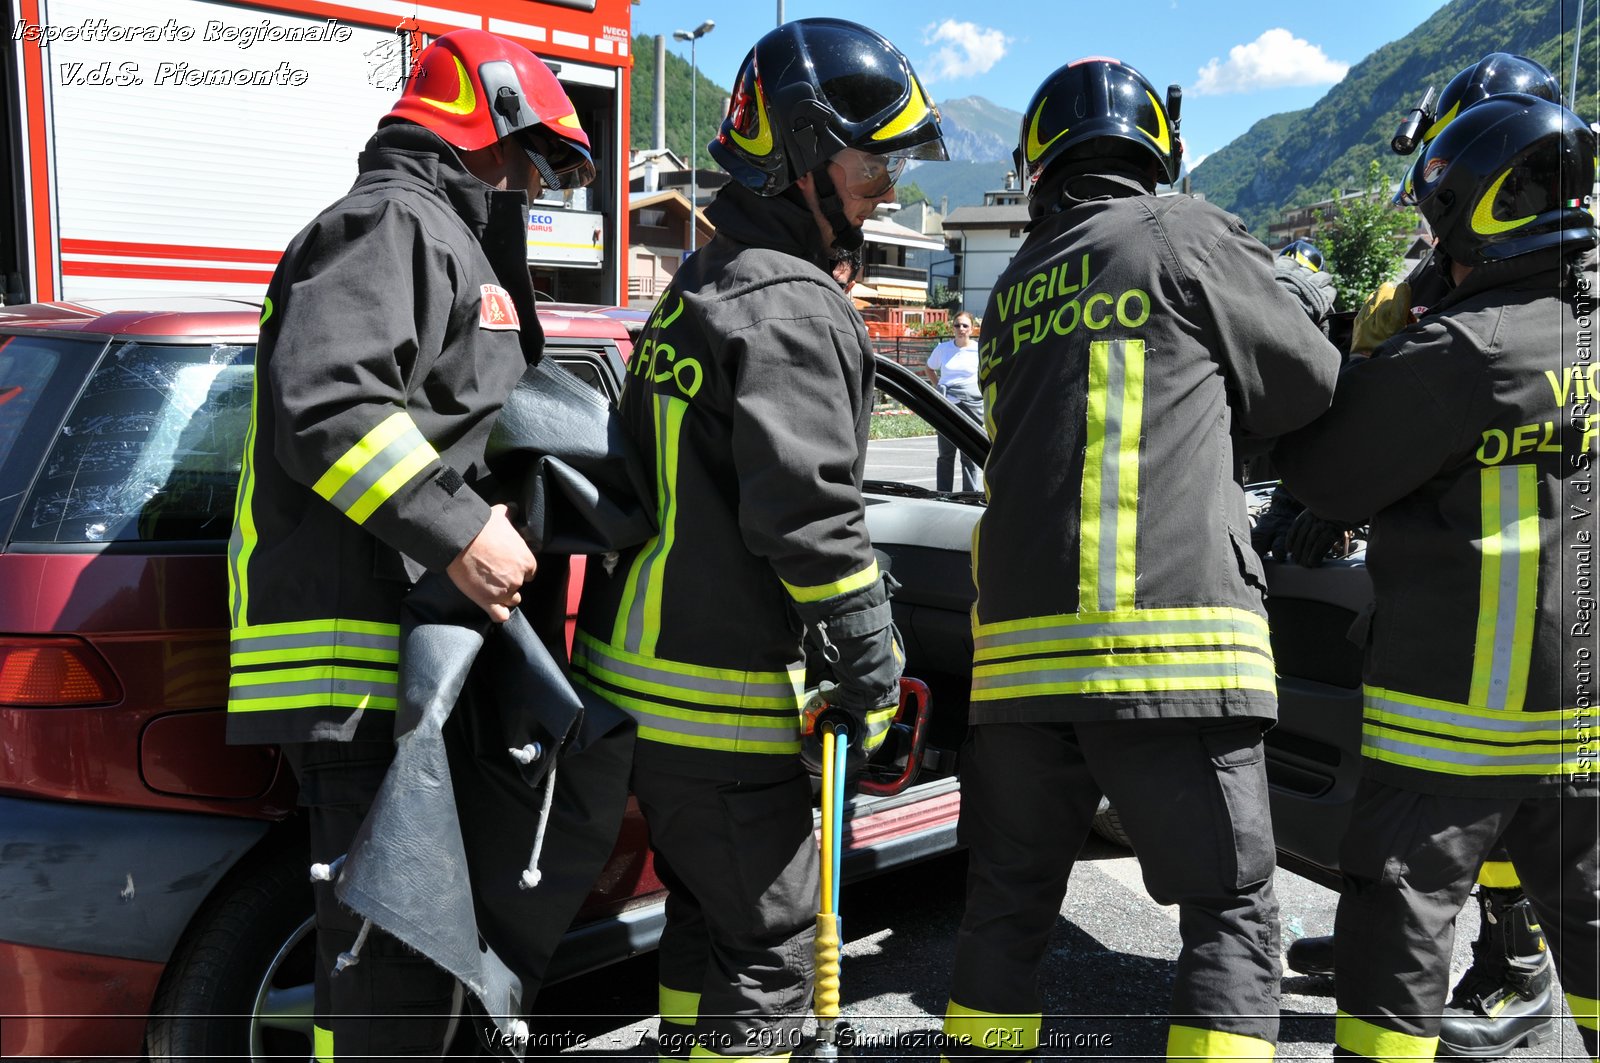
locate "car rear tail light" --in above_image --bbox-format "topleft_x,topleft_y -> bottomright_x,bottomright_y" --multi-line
0,637 -> 122,706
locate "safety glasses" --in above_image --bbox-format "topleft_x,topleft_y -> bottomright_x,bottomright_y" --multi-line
832,148 -> 909,201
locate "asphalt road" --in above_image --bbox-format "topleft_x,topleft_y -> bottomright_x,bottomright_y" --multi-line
521,838 -> 1581,1062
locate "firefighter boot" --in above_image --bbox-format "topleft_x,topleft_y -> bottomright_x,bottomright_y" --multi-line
1436,888 -> 1554,1058
1284,934 -> 1335,977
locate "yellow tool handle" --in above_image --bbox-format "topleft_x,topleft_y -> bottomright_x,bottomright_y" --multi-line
814,911 -> 841,1020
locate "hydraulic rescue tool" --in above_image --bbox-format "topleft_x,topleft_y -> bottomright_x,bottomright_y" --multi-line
802,677 -> 934,1057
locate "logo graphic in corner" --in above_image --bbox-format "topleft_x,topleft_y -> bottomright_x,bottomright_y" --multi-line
479,285 -> 521,331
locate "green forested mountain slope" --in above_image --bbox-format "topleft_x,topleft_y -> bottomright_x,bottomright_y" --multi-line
1192,0 -> 1596,235
630,35 -> 731,172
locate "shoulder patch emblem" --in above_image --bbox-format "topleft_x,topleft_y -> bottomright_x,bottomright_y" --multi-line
479,284 -> 520,331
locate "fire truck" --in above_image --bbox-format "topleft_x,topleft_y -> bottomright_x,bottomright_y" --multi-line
1,0 -> 632,305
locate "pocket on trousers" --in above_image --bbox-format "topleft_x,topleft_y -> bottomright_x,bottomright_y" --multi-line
1200,723 -> 1276,890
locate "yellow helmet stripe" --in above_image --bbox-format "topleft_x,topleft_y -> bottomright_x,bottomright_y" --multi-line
1025,98 -> 1069,163
554,113 -> 584,129
1471,167 -> 1537,235
871,77 -> 931,142
1423,100 -> 1461,144
730,80 -> 775,156
1136,90 -> 1172,156
419,54 -> 476,116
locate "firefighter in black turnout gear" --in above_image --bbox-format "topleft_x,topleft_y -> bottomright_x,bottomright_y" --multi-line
941,58 -> 1342,1059
1275,94 -> 1600,1063
572,19 -> 945,1060
1283,52 -> 1568,1060
225,29 -> 593,1057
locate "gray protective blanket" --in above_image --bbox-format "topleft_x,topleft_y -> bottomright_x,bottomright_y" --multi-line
333,356 -> 651,1053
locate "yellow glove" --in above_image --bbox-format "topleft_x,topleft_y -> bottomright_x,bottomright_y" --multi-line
1351,281 -> 1414,354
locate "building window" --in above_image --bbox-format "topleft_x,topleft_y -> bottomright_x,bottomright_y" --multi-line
639,208 -> 667,228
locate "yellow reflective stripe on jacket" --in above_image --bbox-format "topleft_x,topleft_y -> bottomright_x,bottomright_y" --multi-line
228,619 -> 401,714
227,373 -> 263,629
970,606 -> 1274,701
973,649 -> 1276,700
227,663 -> 398,713
311,410 -> 439,525
616,394 -> 688,655
229,618 -> 402,667
1477,860 -> 1521,888
1167,1024 -> 1275,1060
782,559 -> 880,604
314,1024 -> 333,1063
1078,339 -> 1145,612
572,632 -> 804,755
1470,465 -> 1539,711
943,1000 -> 1041,1053
973,606 -> 1271,660
1362,685 -> 1586,777
1335,1011 -> 1437,1061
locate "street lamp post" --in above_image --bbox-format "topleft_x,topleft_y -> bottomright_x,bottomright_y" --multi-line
672,20 -> 715,253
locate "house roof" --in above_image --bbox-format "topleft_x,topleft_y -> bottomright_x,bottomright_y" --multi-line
943,204 -> 1030,229
860,215 -> 944,251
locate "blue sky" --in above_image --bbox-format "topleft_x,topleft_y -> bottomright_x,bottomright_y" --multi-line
633,0 -> 1454,163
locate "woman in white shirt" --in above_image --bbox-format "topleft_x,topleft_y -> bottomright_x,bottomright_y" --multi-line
925,311 -> 984,492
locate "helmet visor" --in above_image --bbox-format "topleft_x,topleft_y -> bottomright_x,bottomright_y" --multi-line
520,129 -> 596,190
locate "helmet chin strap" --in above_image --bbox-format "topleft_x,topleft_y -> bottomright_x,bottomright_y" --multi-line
810,163 -> 865,252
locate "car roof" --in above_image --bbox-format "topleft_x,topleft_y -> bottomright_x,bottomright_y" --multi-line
0,297 -> 631,342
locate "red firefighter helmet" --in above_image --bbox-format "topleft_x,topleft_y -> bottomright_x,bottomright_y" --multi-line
383,29 -> 595,188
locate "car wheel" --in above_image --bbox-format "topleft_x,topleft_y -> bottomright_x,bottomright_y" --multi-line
146,842 -> 316,1061
1091,796 -> 1133,849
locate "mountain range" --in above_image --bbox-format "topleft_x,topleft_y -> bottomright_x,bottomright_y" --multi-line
633,0 -> 1594,235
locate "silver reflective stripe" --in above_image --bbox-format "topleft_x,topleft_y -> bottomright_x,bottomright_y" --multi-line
1367,693 -> 1577,738
975,615 -> 1264,655
228,675 -> 398,702
973,656 -> 1275,693
1362,730 -> 1571,770
1092,340 -> 1130,613
578,638 -> 801,702
1480,465 -> 1534,710
624,394 -> 680,653
626,703 -> 800,745
326,424 -> 427,516
231,630 -> 400,657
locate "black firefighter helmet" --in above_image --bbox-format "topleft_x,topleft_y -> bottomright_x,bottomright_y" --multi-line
1398,93 -> 1596,267
1278,239 -> 1325,272
1013,57 -> 1183,204
709,18 -> 947,198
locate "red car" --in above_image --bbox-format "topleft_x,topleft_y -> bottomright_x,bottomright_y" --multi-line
0,300 -> 975,1059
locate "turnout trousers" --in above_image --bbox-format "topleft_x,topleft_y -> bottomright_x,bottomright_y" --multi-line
1332,777 -> 1600,1061
946,718 -> 1281,1060
634,761 -> 821,1061
284,741 -> 461,1059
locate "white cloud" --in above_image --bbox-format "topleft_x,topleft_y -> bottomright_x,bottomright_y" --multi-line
1192,28 -> 1349,95
921,20 -> 1010,82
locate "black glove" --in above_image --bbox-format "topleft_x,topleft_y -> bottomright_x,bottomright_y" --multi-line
797,573 -> 904,758
1285,508 -> 1356,568
1274,256 -> 1337,323
1251,486 -> 1304,561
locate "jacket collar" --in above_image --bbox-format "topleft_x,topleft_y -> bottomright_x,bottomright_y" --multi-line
353,122 -> 529,240
704,182 -> 832,268
1432,248 -> 1575,313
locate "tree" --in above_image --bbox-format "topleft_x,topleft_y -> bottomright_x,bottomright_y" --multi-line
1313,159 -> 1416,312
927,282 -> 961,312
897,182 -> 929,207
